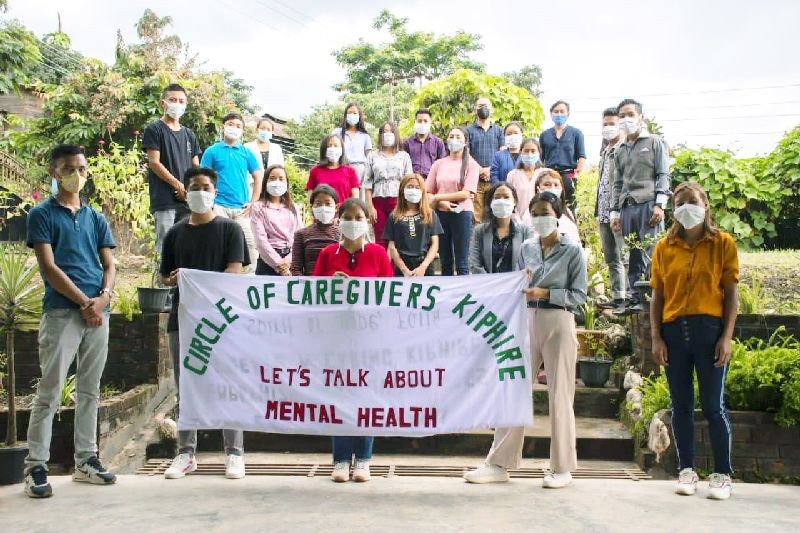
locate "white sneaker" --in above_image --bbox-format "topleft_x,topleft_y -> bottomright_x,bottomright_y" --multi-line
164,453 -> 197,479
675,468 -> 699,495
353,459 -> 371,482
542,470 -> 572,488
331,461 -> 350,482
463,463 -> 509,484
707,473 -> 732,500
224,454 -> 246,479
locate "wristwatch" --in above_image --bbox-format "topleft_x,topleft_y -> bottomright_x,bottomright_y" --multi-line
99,287 -> 114,299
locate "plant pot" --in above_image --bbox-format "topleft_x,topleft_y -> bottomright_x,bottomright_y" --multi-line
633,280 -> 652,311
578,358 -> 612,388
137,287 -> 170,313
0,444 -> 29,485
576,329 -> 605,358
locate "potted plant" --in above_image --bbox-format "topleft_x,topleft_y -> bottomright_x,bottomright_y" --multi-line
137,247 -> 171,313
623,231 -> 664,312
0,245 -> 43,484
578,334 -> 612,388
576,300 -> 605,357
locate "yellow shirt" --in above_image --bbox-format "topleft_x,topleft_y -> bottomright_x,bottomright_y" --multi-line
650,231 -> 739,324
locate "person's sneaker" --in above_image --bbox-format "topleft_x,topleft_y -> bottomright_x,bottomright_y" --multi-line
24,465 -> 53,498
164,453 -> 197,479
352,459 -> 371,482
542,470 -> 572,488
707,473 -> 732,500
612,303 -> 631,316
629,301 -> 646,313
331,460 -> 350,482
675,468 -> 699,495
73,456 -> 116,485
463,463 -> 510,484
224,454 -> 246,479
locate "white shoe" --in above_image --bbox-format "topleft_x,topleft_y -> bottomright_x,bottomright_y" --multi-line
164,453 -> 197,479
675,468 -> 698,495
463,463 -> 509,484
331,461 -> 350,482
225,454 -> 246,479
707,473 -> 732,500
542,470 -> 572,488
352,459 -> 371,482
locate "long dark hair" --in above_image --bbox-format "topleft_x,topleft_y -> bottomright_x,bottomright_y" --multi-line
377,121 -> 400,152
529,191 -> 564,219
259,164 -> 296,214
446,126 -> 472,188
318,134 -> 349,166
340,103 -> 368,134
483,182 -> 519,230
535,169 -> 575,222
516,138 -> 542,169
667,181 -> 719,240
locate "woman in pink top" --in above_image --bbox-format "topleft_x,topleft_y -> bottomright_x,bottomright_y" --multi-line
506,138 -> 545,225
305,134 -> 360,207
426,127 -> 480,275
250,164 -> 303,275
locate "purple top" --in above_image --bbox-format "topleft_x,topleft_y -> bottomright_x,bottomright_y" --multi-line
402,134 -> 447,177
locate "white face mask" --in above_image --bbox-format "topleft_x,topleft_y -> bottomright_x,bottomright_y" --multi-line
340,220 -> 369,240
382,132 -> 396,147
257,130 -> 273,142
312,206 -> 336,224
326,146 -> 342,163
673,203 -> 706,229
403,187 -> 423,204
490,199 -> 515,219
447,139 -> 465,153
505,134 -> 522,149
266,180 -> 288,197
602,125 -> 619,141
346,113 -> 360,126
620,117 -> 639,134
414,122 -> 431,135
223,126 -> 242,141
541,187 -> 562,198
165,102 -> 186,120
530,215 -> 558,236
186,190 -> 215,214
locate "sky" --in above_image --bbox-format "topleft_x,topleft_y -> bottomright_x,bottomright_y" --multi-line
4,0 -> 800,161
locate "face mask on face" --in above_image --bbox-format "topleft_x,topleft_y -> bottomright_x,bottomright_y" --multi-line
312,206 -> 336,224
346,113 -> 360,126
520,153 -> 540,167
257,130 -> 273,142
340,220 -> 369,240
541,187 -> 562,198
266,180 -> 287,197
50,177 -> 59,196
326,146 -> 343,163
59,170 -> 87,194
382,133 -> 396,147
186,190 -> 215,214
602,125 -> 620,141
530,215 -> 558,236
673,203 -> 706,229
447,139 -> 465,153
165,102 -> 186,120
490,199 -> 515,219
476,107 -> 490,120
552,114 -> 568,126
505,134 -> 522,149
403,187 -> 423,204
414,122 -> 431,135
620,117 -> 639,134
223,126 -> 242,141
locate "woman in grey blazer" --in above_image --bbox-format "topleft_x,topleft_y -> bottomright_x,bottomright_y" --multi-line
469,182 -> 532,274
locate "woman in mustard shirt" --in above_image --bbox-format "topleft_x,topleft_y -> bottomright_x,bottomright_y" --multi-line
650,181 -> 739,501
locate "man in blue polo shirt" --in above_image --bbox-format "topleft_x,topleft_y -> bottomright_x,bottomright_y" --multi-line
200,112 -> 263,271
466,97 -> 504,223
539,100 -> 587,210
24,144 -> 117,498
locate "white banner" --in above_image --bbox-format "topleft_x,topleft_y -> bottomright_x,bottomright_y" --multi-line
177,269 -> 532,436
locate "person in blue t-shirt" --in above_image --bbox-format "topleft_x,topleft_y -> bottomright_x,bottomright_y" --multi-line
200,112 -> 263,271
24,144 -> 118,499
539,100 -> 587,210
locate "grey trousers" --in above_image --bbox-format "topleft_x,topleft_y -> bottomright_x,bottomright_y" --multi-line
154,209 -> 178,254
168,331 -> 243,456
213,205 -> 256,273
25,309 -> 109,471
620,201 -> 664,301
598,221 -> 627,301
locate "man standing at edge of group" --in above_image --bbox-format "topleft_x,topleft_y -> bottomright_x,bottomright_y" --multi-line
610,98 -> 671,313
142,83 -> 200,254
539,100 -> 586,210
24,144 -> 118,498
200,112 -> 263,272
403,108 -> 446,181
466,97 -> 504,223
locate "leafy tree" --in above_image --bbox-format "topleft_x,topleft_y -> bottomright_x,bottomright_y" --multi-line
285,103 -> 343,168
503,64 -> 543,98
0,20 -> 42,94
762,125 -> 800,248
32,32 -> 85,85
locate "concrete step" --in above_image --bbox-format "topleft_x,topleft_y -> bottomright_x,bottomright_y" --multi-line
534,383 -> 623,418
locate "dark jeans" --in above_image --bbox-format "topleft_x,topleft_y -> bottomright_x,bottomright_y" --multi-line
255,248 -> 291,276
332,436 -> 374,462
437,210 -> 472,276
662,315 -> 732,474
394,254 -> 434,276
557,169 -> 576,211
620,200 -> 663,302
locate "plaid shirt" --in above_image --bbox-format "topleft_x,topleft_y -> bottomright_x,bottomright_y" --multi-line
466,122 -> 504,167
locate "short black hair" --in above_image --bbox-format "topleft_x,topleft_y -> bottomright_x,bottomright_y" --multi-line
483,182 -> 519,228
222,112 -> 244,125
550,100 -> 570,113
603,107 -> 618,118
337,197 -> 369,218
529,191 -> 563,219
415,108 -> 432,118
50,144 -> 84,166
310,184 -> 338,205
318,134 -> 348,166
162,83 -> 187,99
617,98 -> 643,114
184,166 -> 218,187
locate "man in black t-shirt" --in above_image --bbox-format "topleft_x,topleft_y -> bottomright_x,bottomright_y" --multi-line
143,83 -> 201,253
159,166 -> 250,481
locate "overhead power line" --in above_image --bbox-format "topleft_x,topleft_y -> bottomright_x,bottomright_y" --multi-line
559,82 -> 800,101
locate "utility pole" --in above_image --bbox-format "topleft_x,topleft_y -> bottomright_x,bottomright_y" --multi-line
387,68 -> 395,124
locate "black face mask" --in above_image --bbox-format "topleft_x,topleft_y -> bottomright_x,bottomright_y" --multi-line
477,107 -> 490,120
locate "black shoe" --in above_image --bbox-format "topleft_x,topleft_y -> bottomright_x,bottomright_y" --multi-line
25,465 -> 53,498
597,300 -> 616,310
73,456 -> 117,485
629,302 -> 646,313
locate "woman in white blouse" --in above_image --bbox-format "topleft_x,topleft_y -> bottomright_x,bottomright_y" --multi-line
245,118 -> 285,196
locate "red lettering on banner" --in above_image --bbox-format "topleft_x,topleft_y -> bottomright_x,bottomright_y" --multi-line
356,406 -> 438,428
263,401 -> 343,424
383,369 -> 446,388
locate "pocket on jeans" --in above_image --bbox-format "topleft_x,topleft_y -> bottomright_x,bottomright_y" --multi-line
45,308 -> 74,319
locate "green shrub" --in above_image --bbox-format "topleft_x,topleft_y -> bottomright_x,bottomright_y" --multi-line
113,286 -> 140,322
738,274 -> 772,314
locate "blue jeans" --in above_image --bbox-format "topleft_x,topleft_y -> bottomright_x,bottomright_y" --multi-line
437,210 -> 472,276
620,201 -> 663,302
598,221 -> 626,301
662,315 -> 732,474
332,437 -> 373,462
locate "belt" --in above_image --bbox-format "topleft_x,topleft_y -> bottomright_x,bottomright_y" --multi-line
622,197 -> 638,208
275,247 -> 291,257
527,300 -> 568,310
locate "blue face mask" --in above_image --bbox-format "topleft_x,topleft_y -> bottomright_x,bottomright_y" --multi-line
552,114 -> 568,126
520,153 -> 540,167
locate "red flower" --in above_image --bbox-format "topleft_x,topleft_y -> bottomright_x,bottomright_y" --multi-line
98,139 -> 106,145
32,192 -> 40,200
133,130 -> 140,136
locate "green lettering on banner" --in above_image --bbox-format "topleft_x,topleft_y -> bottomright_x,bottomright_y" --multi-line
406,283 -> 422,309
301,282 -> 313,304
498,366 -> 525,381
315,279 -> 329,305
422,285 -> 440,311
374,280 -> 386,305
246,286 -> 260,309
287,280 -> 300,304
330,277 -> 344,305
262,283 -> 276,308
389,281 -> 402,307
346,279 -> 360,304
215,298 -> 239,324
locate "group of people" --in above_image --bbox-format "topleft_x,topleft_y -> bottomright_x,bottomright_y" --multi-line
21,82 -> 738,502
